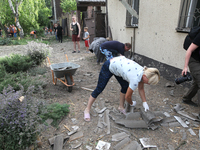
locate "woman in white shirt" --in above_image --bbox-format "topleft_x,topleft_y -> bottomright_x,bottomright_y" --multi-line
84,56 -> 160,121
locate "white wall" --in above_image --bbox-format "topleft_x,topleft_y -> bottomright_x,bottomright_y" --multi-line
108,0 -> 187,69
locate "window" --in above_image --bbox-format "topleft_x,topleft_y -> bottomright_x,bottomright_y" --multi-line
126,0 -> 139,27
177,0 -> 200,32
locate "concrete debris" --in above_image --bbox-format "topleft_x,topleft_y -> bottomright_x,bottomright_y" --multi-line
53,134 -> 64,150
163,112 -> 171,117
96,140 -> 111,150
72,126 -> 79,131
115,119 -> 148,129
140,109 -> 163,125
180,129 -> 187,140
174,116 -> 188,128
173,103 -> 185,113
113,137 -> 131,150
71,118 -> 78,124
178,111 -> 200,121
105,109 -> 111,135
95,107 -> 107,114
167,144 -> 175,150
71,142 -> 82,149
122,141 -> 142,150
48,134 -> 69,146
112,132 -> 130,142
188,128 -> 196,136
67,129 -> 77,136
86,145 -> 92,150
113,126 -> 130,134
139,138 -> 157,149
68,131 -> 83,142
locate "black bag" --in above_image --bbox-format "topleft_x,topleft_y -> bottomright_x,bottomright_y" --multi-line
183,26 -> 200,50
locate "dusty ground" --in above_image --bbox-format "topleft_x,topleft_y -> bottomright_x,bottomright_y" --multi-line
0,38 -> 200,150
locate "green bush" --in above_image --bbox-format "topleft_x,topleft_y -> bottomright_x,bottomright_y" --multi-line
0,54 -> 33,73
40,103 -> 70,127
0,38 -> 11,45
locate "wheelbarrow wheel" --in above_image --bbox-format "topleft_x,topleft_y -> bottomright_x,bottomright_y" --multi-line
66,75 -> 73,92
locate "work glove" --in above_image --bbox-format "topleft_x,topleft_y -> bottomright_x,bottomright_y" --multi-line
143,102 -> 149,112
130,101 -> 136,107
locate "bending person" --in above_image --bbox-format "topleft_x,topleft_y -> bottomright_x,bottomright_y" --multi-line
100,41 -> 132,60
84,56 -> 160,121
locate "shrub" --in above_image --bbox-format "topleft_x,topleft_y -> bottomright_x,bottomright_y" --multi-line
40,103 -> 70,127
25,41 -> 51,66
0,54 -> 33,73
0,85 -> 47,150
0,38 -> 11,45
0,71 -> 46,93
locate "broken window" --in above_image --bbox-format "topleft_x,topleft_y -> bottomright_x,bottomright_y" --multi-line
126,0 -> 139,27
177,0 -> 200,32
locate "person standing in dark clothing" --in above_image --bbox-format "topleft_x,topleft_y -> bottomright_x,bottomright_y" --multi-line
56,23 -> 63,43
100,41 -> 132,60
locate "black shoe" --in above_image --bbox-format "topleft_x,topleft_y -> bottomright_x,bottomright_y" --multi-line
72,51 -> 76,53
182,99 -> 198,107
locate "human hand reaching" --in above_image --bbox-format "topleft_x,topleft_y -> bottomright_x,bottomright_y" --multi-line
143,102 -> 149,112
130,101 -> 136,107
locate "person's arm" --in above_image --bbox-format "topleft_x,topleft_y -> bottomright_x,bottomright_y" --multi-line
182,43 -> 198,76
138,82 -> 147,102
70,23 -> 73,31
77,23 -> 81,37
125,87 -> 134,105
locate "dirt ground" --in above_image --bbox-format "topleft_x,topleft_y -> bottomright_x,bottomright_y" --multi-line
0,38 -> 200,150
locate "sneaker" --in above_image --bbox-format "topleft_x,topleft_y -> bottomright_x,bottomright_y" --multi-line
78,51 -> 80,53
182,99 -> 198,107
72,51 -> 76,53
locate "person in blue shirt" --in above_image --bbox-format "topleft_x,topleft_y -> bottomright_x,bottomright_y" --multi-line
100,41 -> 132,60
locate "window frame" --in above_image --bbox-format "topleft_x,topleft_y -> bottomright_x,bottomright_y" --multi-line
126,0 -> 139,28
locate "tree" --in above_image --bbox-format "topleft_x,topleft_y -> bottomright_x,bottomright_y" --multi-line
8,0 -> 24,37
60,0 -> 77,13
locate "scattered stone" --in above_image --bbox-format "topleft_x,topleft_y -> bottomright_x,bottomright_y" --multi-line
96,140 -> 111,150
174,116 -> 188,128
165,82 -> 174,87
113,137 -> 131,150
122,141 -> 142,150
68,129 -> 77,136
105,109 -> 110,135
53,134 -> 64,150
139,138 -> 157,149
163,112 -> 171,117
69,131 -> 84,142
71,118 -> 78,124
86,145 -> 92,150
71,142 -> 82,149
169,90 -> 174,96
112,132 -> 129,142
188,128 -> 196,136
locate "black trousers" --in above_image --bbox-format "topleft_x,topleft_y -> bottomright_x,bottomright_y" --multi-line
57,34 -> 62,43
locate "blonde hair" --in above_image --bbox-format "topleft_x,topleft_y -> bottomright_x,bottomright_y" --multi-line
84,27 -> 88,30
143,67 -> 160,85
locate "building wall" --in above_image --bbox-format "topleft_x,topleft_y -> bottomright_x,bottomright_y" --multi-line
107,0 -> 187,70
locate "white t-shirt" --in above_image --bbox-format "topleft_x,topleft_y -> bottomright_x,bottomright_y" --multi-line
84,31 -> 89,41
109,56 -> 144,91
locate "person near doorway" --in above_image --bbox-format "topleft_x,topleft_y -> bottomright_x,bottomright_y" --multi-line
100,41 -> 132,60
83,27 -> 90,53
70,16 -> 81,53
56,23 -> 63,43
54,23 -> 58,40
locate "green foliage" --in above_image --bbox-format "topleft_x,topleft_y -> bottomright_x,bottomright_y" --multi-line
0,54 -> 33,73
0,38 -> 12,45
60,0 -> 77,13
40,103 -> 70,127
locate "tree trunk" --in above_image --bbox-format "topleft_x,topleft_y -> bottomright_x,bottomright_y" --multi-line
8,0 -> 24,38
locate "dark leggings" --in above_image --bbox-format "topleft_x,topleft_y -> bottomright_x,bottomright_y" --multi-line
91,60 -> 129,98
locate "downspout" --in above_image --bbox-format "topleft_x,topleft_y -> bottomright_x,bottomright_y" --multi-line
53,0 -> 57,23
106,0 -> 109,37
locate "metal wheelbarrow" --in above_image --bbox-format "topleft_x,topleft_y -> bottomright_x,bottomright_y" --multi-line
47,54 -> 80,92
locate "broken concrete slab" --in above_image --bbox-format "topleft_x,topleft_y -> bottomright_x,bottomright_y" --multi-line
113,137 -> 131,150
96,140 -> 111,150
71,142 -> 82,149
67,129 -> 77,136
53,135 -> 64,150
188,128 -> 196,136
109,110 -> 125,121
177,111 -> 200,121
140,109 -> 163,125
86,145 -> 92,150
139,138 -> 157,149
174,116 -> 188,128
69,131 -> 83,142
173,103 -> 185,113
48,134 -> 69,146
115,119 -> 148,129
125,112 -> 141,120
112,132 -> 130,142
95,107 -> 107,114
105,109 -> 110,135
122,141 -> 142,150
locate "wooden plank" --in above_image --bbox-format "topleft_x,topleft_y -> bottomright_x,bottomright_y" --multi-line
53,135 -> 63,150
